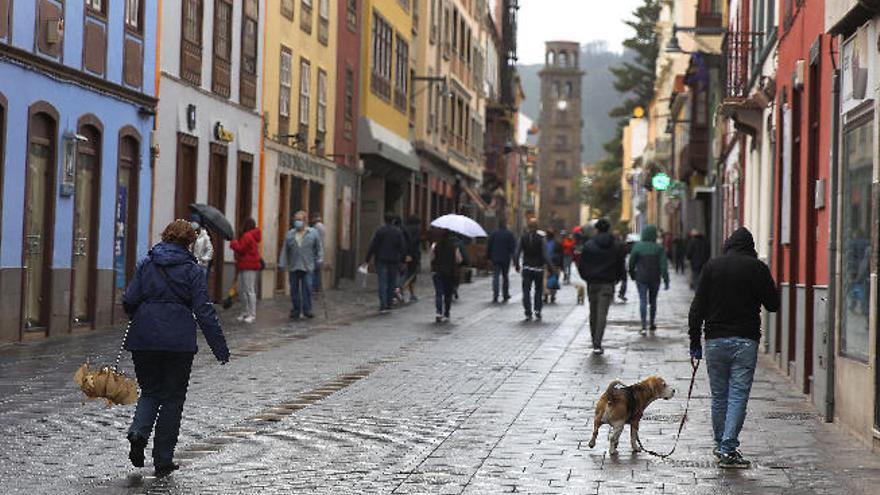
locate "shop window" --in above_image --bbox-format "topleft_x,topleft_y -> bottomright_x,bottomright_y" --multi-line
180,0 -> 204,86
212,0 -> 233,98
840,117 -> 872,361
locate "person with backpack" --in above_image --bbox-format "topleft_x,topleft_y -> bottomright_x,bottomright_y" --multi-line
430,229 -> 462,322
689,227 -> 779,468
122,220 -> 230,478
229,218 -> 261,324
577,219 -> 626,354
628,225 -> 670,335
515,217 -> 553,321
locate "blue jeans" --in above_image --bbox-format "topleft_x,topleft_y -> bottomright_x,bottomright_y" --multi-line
376,262 -> 398,310
636,282 -> 659,328
433,273 -> 454,316
312,261 -> 322,292
521,269 -> 544,316
492,261 -> 510,300
705,337 -> 759,454
289,270 -> 312,316
129,351 -> 194,466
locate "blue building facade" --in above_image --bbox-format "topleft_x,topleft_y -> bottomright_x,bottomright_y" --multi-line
0,0 -> 157,343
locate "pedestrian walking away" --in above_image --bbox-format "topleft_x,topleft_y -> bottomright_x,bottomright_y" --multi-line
561,231 -> 575,284
673,237 -> 687,274
402,215 -> 423,303
577,218 -> 626,354
516,217 -> 553,321
279,210 -> 324,320
365,213 -> 407,314
487,221 -> 517,303
544,230 -> 564,304
309,213 -> 326,293
688,227 -> 779,469
628,225 -> 669,335
122,220 -> 230,478
190,213 -> 214,281
229,218 -> 261,323
430,229 -> 463,322
687,229 -> 710,290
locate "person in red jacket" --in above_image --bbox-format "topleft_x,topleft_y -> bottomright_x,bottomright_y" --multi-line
561,231 -> 576,284
230,218 -> 261,323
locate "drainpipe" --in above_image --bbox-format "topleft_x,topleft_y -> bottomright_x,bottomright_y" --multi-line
824,69 -> 840,423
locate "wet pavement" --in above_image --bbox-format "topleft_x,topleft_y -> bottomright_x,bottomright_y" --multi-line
1,272 -> 879,494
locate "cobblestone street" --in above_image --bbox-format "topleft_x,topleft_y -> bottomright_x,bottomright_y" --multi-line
1,273 -> 879,494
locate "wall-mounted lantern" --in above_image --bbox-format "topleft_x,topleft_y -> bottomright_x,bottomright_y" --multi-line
60,131 -> 88,197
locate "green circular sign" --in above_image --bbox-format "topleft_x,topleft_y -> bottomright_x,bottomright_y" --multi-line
652,173 -> 671,191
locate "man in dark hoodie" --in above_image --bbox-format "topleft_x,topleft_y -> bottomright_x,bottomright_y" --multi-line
628,225 -> 670,335
577,219 -> 626,354
515,217 -> 553,321
688,227 -> 778,469
366,213 -> 407,314
487,221 -> 517,303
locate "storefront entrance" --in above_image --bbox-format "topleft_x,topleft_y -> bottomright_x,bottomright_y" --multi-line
207,143 -> 227,301
71,122 -> 102,327
114,133 -> 140,322
23,108 -> 57,333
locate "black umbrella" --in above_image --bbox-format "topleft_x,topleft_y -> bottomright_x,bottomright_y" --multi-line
189,203 -> 235,240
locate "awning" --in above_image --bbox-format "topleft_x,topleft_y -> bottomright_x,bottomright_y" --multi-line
357,117 -> 419,172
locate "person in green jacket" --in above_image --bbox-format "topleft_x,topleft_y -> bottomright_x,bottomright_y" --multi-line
628,225 -> 670,335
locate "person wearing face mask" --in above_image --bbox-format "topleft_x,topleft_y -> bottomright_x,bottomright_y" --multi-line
189,214 -> 213,280
279,210 -> 324,319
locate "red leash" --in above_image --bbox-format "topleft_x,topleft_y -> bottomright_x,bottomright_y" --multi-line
636,358 -> 701,459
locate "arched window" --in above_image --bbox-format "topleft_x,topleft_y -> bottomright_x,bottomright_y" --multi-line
559,51 -> 568,67
552,82 -> 561,99
565,82 -> 573,98
547,50 -> 555,66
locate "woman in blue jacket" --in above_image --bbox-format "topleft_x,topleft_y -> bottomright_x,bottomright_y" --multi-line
122,220 -> 230,477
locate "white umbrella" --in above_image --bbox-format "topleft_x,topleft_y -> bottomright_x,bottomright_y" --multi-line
430,214 -> 488,238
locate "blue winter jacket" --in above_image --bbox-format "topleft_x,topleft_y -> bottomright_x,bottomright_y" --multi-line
487,228 -> 516,264
122,242 -> 230,361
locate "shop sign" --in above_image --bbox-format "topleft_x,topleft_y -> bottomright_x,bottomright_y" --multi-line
651,172 -> 671,191
278,150 -> 327,180
841,22 -> 875,114
214,122 -> 235,142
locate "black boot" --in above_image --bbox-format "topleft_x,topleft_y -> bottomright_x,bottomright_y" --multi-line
127,432 -> 147,468
154,463 -> 180,478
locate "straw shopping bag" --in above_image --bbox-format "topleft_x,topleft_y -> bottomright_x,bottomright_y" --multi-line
73,321 -> 139,408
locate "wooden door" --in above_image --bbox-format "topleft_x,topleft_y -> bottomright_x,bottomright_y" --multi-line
207,144 -> 227,300
175,134 -> 198,220
71,124 -> 102,327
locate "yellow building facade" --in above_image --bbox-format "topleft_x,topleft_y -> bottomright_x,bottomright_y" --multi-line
357,0 -> 419,257
260,0 -> 340,298
408,0 -> 490,228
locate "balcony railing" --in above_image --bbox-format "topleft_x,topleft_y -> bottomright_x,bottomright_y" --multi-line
696,0 -> 723,29
722,29 -> 769,99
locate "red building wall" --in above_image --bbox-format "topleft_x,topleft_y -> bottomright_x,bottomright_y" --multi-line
333,0 -> 361,168
772,0 -> 834,393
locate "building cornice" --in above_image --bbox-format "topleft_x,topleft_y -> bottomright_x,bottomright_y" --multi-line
0,43 -> 157,109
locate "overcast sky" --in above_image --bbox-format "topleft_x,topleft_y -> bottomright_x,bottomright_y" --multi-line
517,0 -> 644,64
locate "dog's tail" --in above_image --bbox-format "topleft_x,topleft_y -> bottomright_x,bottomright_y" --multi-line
603,379 -> 625,399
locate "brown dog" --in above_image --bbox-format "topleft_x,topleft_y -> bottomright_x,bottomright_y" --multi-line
587,376 -> 676,455
574,281 -> 585,305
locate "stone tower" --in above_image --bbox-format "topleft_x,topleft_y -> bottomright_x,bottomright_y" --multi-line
538,41 -> 584,232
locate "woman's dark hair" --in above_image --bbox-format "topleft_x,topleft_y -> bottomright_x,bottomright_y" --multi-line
241,218 -> 257,236
162,220 -> 197,247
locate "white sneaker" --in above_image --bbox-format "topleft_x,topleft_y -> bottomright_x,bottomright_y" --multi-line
243,315 -> 256,324
236,314 -> 247,322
